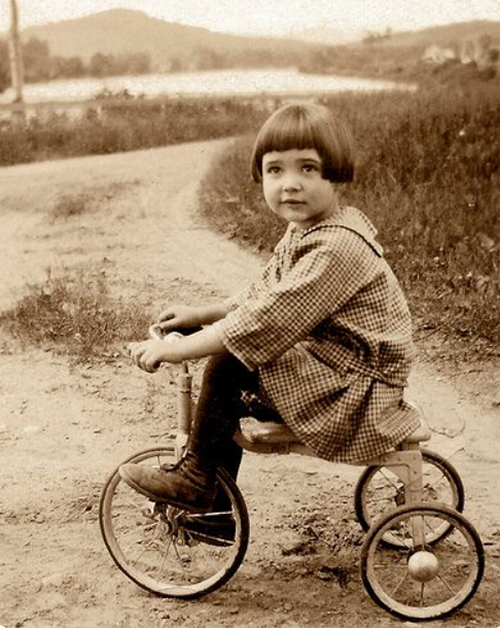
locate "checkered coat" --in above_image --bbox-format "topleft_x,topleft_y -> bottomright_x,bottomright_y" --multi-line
214,206 -> 420,463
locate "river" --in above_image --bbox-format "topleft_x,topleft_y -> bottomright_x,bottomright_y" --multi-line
0,68 -> 414,104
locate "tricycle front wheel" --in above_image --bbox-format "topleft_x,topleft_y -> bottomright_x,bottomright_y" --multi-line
99,446 -> 250,599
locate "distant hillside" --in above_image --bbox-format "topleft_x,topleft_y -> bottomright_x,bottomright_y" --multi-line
374,20 -> 500,49
300,19 -> 500,84
15,9 -> 323,71
3,10 -> 498,87
287,20 -> 500,50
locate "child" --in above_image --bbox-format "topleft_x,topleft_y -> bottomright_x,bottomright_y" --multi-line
120,102 -> 420,519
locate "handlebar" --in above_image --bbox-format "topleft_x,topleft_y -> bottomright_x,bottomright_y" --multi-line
147,324 -> 203,372
148,324 -> 180,342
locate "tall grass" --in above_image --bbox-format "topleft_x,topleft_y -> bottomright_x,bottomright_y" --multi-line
0,98 -> 271,166
199,84 -> 500,358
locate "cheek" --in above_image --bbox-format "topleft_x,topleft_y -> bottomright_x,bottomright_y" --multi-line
262,180 -> 277,205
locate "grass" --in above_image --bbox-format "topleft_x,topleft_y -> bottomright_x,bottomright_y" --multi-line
49,181 -> 139,221
198,83 -> 500,361
0,268 -> 152,361
51,193 -> 90,220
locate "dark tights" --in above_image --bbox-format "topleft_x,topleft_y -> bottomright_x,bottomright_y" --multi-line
189,353 -> 259,481
189,351 -> 283,513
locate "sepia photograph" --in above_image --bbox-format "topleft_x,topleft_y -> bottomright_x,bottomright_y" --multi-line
0,1 -> 499,626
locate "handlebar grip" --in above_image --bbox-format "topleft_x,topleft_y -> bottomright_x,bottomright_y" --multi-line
149,324 -> 166,341
148,324 -> 203,341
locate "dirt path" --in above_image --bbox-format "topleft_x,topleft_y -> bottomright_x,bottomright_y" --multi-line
0,142 -> 499,628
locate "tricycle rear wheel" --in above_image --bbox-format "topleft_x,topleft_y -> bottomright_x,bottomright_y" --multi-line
354,449 -> 464,547
361,502 -> 484,621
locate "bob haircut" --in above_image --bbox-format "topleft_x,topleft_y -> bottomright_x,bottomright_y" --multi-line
250,102 -> 355,184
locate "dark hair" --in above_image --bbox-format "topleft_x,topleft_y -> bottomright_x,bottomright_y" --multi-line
250,102 -> 355,183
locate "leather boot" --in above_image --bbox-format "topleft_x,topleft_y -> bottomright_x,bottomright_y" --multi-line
119,451 -> 217,512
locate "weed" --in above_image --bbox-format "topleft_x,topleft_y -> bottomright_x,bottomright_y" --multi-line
51,193 -> 90,220
0,99 -> 270,166
49,181 -> 140,222
0,268 -> 152,361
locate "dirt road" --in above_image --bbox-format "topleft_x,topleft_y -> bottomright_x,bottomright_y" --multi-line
0,141 -> 499,628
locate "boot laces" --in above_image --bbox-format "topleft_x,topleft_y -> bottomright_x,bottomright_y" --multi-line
159,455 -> 187,474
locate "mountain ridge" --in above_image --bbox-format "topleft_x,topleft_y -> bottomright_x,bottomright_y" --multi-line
14,9 -> 323,71
372,19 -> 500,48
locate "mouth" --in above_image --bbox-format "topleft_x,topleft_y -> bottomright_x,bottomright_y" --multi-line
281,199 -> 304,205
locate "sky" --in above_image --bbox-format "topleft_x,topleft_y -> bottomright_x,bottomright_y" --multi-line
1,0 -> 500,36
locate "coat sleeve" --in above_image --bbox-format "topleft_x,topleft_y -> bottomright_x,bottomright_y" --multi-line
214,229 -> 378,370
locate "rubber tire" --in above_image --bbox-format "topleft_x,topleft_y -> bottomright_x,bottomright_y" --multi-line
360,502 -> 484,621
99,445 -> 250,599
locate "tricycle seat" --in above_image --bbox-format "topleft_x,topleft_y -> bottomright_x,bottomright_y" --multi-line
239,400 -> 431,450
240,418 -> 300,445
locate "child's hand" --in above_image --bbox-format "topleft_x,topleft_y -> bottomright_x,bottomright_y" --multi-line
127,339 -> 182,373
157,305 -> 201,333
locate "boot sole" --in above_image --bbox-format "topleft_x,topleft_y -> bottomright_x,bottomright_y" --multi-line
185,530 -> 234,547
119,466 -> 213,513
183,519 -> 236,547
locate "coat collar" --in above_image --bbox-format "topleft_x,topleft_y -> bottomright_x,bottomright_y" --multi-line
292,206 -> 384,257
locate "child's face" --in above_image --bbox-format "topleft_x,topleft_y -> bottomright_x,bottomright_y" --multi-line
261,149 -> 338,230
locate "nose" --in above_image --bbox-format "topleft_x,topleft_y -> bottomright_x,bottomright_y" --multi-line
282,174 -> 302,192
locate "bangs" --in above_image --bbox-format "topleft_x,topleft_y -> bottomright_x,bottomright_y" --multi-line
250,103 -> 355,183
255,112 -> 321,156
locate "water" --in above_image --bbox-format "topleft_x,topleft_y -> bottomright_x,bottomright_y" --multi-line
0,68 -> 414,104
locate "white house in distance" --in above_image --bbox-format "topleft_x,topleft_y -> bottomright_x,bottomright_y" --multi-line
422,44 -> 455,63
422,36 -> 499,69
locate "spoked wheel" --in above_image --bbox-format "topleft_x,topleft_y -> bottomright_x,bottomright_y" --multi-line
354,449 -> 464,548
361,503 -> 484,621
99,446 -> 250,599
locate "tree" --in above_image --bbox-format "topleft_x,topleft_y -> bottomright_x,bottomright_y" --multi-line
125,52 -> 151,75
23,37 -> 50,81
8,0 -> 24,101
50,55 -> 85,79
89,52 -> 115,77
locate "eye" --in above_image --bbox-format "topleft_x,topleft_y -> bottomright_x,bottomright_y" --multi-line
265,165 -> 281,174
302,163 -> 319,173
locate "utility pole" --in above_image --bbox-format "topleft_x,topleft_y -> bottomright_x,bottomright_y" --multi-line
8,0 -> 25,125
